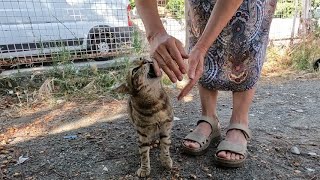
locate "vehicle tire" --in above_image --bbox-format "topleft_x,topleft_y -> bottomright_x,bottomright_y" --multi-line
313,58 -> 320,71
90,29 -> 114,53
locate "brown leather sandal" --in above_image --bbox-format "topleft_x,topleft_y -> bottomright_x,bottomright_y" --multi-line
181,116 -> 221,156
214,123 -> 252,168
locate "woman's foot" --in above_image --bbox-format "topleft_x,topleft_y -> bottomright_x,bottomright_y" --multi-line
216,129 -> 247,160
183,122 -> 212,149
181,116 -> 221,155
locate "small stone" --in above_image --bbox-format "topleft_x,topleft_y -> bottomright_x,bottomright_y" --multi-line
307,152 -> 317,156
85,134 -> 94,140
0,150 -> 9,154
190,174 -> 197,179
294,170 -> 301,174
0,164 -> 6,169
207,174 -> 212,177
103,167 -> 108,171
6,156 -> 12,160
295,109 -> 304,113
153,144 -> 158,148
2,160 -> 9,164
155,140 -> 160,144
293,162 -> 300,167
274,147 -> 280,152
13,172 -> 21,177
290,146 -> 300,155
177,158 -> 183,162
174,117 -> 181,121
306,168 -> 315,172
203,167 -> 209,172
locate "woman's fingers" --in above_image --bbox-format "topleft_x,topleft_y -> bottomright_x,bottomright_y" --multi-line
176,40 -> 189,59
178,53 -> 204,100
151,52 -> 162,77
167,39 -> 187,74
157,44 -> 183,81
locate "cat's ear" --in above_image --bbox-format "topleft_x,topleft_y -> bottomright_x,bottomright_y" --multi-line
113,83 -> 130,94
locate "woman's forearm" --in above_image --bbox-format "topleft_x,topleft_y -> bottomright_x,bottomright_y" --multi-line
195,0 -> 244,52
135,0 -> 166,41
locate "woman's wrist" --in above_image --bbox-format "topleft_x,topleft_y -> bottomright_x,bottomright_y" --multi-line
193,43 -> 209,55
147,29 -> 167,42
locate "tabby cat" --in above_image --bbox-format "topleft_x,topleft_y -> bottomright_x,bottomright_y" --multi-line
116,57 -> 174,177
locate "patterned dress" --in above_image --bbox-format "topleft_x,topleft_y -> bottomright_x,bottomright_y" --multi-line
186,0 -> 277,91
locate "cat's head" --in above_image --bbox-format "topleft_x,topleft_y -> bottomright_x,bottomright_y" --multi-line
115,57 -> 161,95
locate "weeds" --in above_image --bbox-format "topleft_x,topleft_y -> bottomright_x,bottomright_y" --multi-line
263,28 -> 320,75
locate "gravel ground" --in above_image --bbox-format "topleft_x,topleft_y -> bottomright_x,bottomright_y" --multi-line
0,76 -> 319,180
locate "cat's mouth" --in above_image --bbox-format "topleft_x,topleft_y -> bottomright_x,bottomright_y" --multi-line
147,63 -> 158,79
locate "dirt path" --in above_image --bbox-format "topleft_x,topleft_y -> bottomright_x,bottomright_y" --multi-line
0,76 -> 319,180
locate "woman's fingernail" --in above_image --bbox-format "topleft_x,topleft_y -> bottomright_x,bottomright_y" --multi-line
181,69 -> 186,74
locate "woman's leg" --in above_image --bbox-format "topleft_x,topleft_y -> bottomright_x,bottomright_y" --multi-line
183,85 -> 219,148
217,88 -> 255,160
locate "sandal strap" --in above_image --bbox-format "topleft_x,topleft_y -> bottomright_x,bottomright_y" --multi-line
183,116 -> 220,148
184,131 -> 208,147
216,140 -> 247,156
197,116 -> 220,131
227,123 -> 252,140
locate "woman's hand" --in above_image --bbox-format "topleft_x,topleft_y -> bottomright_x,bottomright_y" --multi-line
178,46 -> 207,100
149,32 -> 189,83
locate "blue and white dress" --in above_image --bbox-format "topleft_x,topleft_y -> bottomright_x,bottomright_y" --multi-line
186,0 -> 277,91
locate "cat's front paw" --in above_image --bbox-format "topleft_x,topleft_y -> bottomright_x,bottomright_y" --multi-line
160,156 -> 173,169
136,168 -> 150,177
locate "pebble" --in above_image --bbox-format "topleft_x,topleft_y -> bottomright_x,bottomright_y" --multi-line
203,167 -> 209,172
294,170 -> 301,174
190,174 -> 197,179
307,152 -> 317,156
295,109 -> 304,113
306,168 -> 315,172
13,172 -> 21,177
0,150 -> 9,154
103,167 -> 108,172
153,144 -> 158,148
207,174 -> 212,177
174,117 -> 181,121
290,146 -> 300,155
293,162 -> 300,167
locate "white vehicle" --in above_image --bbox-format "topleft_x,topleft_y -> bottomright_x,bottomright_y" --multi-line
0,0 -> 133,64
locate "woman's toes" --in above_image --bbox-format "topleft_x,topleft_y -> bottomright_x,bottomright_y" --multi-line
240,155 -> 244,159
235,154 -> 240,160
217,151 -> 227,158
226,152 -> 231,160
183,140 -> 200,149
230,153 -> 236,160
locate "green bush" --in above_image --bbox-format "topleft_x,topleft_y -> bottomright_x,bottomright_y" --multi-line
166,0 -> 185,19
274,1 -> 296,18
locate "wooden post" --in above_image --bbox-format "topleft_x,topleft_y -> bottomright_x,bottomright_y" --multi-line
290,0 -> 299,45
300,0 -> 312,36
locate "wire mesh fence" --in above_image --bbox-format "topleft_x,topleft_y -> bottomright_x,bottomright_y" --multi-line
0,0 -> 134,67
0,0 -> 319,68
